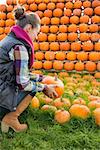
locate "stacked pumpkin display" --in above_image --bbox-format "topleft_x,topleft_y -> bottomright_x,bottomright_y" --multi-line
0,0 -> 100,75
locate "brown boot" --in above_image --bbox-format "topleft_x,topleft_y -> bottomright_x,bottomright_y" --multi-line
1,94 -> 33,133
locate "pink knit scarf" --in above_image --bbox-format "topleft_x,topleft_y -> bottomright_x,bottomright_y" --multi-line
11,25 -> 34,68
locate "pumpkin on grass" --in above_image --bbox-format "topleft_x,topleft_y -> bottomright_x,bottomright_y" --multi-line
31,96 -> 40,108
54,109 -> 70,124
69,104 -> 90,119
42,75 -> 64,98
93,108 -> 100,126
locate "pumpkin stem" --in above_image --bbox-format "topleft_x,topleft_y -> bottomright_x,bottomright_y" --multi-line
54,73 -> 58,81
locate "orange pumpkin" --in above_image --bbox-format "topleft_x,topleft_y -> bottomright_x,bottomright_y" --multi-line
69,104 -> 90,119
84,8 -> 93,16
38,3 -> 47,11
40,25 -> 49,33
29,3 -> 37,11
83,0 -> 91,8
59,25 -> 67,33
45,51 -> 55,60
35,52 -> 44,60
39,42 -> 49,51
89,24 -> 99,32
54,110 -> 70,124
0,4 -> 6,12
33,61 -> 42,69
27,0 -> 34,4
68,24 -> 77,32
53,61 -> 63,70
0,27 -> 4,34
47,2 -> 56,10
56,52 -> 66,61
65,1 -> 73,9
88,100 -> 100,109
48,33 -> 56,42
68,33 -> 78,42
85,61 -> 96,72
74,0 -> 82,9
41,105 -> 57,112
77,52 -> 88,61
23,4 -> 29,11
51,17 -> 60,25
35,11 -> 44,18
94,6 -> 100,15
0,12 -> 6,20
75,62 -> 85,71
42,75 -> 64,98
79,23 -> 88,32
50,42 -> 59,51
56,2 -> 64,9
50,25 -> 59,33
18,0 -> 27,4
82,42 -> 93,51
53,8 -> 63,17
5,19 -> 15,27
7,12 -> 14,19
90,33 -> 100,42
97,63 -> 100,71
73,9 -> 81,16
80,15 -> 89,23
70,16 -> 79,24
41,17 -> 50,25
89,52 -> 100,61
64,62 -> 75,71
38,33 -> 47,42
94,72 -> 100,79
93,108 -> 100,126
31,96 -> 40,108
94,42 -> 100,51
44,9 -> 52,18
60,16 -> 69,24
60,42 -> 70,51
57,33 -> 67,41
91,15 -> 100,24
10,3 -> 15,12
64,9 -> 72,17
79,33 -> 90,42
0,20 -> 5,27
67,51 -> 77,61
33,42 -> 39,51
43,61 -> 53,70
71,42 -> 81,51
92,0 -> 100,8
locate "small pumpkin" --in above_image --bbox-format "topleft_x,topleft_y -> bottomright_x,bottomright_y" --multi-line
47,2 -> 56,10
53,61 -> 63,70
43,61 -> 53,70
85,61 -> 96,72
67,51 -> 77,61
60,42 -> 70,51
39,42 -> 49,51
69,104 -> 90,119
50,25 -> 59,33
42,75 -> 64,98
31,96 -> 40,108
56,52 -> 66,61
45,51 -> 55,60
71,42 -> 81,51
33,61 -> 42,69
75,62 -> 85,71
53,8 -> 63,17
64,9 -> 72,17
35,52 -> 44,60
54,109 -> 70,124
68,24 -> 77,32
64,62 -> 75,71
77,52 -> 88,61
68,33 -> 78,42
79,23 -> 88,32
50,42 -> 59,51
93,108 -> 100,126
70,16 -> 79,24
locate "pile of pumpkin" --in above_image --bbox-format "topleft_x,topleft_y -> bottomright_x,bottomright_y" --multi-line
0,0 -> 100,75
30,72 -> 100,126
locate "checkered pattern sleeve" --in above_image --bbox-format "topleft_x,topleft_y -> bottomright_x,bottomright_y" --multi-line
14,45 -> 45,92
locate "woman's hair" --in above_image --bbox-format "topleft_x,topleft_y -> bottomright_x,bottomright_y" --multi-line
14,7 -> 40,29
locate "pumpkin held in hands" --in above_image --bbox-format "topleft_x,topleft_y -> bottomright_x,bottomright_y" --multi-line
42,75 -> 64,98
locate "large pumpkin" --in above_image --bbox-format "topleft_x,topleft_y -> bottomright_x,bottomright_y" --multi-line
42,75 -> 64,98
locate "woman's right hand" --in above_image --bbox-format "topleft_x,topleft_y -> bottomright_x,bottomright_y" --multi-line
43,84 -> 58,99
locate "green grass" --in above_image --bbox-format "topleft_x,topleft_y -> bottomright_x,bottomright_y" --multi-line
0,107 -> 100,150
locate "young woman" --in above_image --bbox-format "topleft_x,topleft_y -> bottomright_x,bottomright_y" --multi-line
0,7 -> 57,133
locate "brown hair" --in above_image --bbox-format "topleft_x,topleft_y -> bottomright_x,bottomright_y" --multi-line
14,7 -> 41,29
